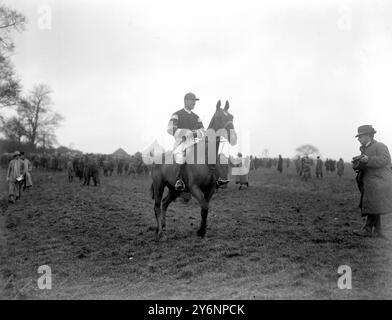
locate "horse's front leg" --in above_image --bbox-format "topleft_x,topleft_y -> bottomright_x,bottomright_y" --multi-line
153,185 -> 165,241
161,188 -> 178,229
190,186 -> 209,237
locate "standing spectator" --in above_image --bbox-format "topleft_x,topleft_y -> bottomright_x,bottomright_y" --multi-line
6,151 -> 23,203
330,159 -> 336,172
352,125 -> 392,238
337,158 -> 345,177
233,153 -> 250,189
295,156 -> 301,175
124,161 -> 130,175
67,159 -> 75,182
315,156 -> 323,179
117,158 -> 124,175
325,158 -> 330,172
277,155 -> 283,173
301,156 -> 311,181
83,155 -> 100,186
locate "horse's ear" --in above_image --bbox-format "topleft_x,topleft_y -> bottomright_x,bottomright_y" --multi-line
216,100 -> 221,110
224,100 -> 229,111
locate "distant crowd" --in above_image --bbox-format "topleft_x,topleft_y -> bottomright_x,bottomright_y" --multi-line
246,155 -> 346,180
2,151 -> 151,204
295,156 -> 345,181
2,150 -> 347,204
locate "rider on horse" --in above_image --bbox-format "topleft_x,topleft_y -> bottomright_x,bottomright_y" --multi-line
167,92 -> 230,191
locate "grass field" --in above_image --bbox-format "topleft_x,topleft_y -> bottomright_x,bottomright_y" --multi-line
0,165 -> 391,299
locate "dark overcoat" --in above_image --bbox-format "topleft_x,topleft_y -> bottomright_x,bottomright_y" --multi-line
361,140 -> 392,216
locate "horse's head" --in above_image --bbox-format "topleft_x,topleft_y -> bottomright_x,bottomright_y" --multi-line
208,100 -> 237,145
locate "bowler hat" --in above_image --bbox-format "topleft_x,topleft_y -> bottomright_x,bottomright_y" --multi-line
355,125 -> 376,137
184,92 -> 199,101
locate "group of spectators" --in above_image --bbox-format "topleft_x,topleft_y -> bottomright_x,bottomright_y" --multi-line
292,156 -> 345,180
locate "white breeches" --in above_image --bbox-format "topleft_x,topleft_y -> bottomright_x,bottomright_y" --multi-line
173,138 -> 197,164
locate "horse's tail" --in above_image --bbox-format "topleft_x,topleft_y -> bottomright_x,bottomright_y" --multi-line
150,183 -> 154,200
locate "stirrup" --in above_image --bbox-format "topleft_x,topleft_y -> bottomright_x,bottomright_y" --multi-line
217,178 -> 230,185
175,179 -> 185,191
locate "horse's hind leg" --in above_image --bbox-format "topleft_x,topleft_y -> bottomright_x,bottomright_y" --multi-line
190,186 -> 210,237
153,184 -> 165,241
161,188 -> 178,229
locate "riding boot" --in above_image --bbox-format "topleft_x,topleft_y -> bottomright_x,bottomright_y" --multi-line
209,164 -> 230,188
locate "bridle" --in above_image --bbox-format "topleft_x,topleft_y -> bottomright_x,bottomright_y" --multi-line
224,120 -> 234,130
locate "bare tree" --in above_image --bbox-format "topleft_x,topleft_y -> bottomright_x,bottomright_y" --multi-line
0,116 -> 26,142
0,4 -> 25,109
36,127 -> 58,151
0,5 -> 26,53
295,144 -> 320,157
0,55 -> 21,108
17,84 -> 64,148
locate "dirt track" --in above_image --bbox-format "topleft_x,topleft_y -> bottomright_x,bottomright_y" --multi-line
1,166 -> 391,299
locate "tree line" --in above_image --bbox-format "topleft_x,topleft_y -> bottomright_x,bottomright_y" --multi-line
0,4 -> 63,154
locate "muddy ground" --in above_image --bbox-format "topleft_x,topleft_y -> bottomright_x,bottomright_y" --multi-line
0,166 -> 391,299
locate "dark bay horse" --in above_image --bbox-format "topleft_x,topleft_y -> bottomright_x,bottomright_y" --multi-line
150,100 -> 237,240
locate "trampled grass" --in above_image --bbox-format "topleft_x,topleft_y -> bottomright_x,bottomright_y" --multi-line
0,166 -> 391,299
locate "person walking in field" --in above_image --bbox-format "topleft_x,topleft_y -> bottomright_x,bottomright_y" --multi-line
20,151 -> 33,190
352,125 -> 392,238
315,156 -> 323,179
6,151 -> 24,203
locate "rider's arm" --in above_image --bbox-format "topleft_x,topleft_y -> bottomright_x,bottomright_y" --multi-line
193,117 -> 205,139
167,114 -> 178,136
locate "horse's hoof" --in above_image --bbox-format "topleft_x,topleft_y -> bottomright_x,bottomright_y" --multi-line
197,229 -> 206,237
155,233 -> 161,242
155,231 -> 166,242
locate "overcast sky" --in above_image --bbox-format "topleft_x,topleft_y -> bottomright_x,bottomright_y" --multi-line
4,0 -> 392,160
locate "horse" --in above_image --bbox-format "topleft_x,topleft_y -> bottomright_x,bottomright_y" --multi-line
150,100 -> 237,240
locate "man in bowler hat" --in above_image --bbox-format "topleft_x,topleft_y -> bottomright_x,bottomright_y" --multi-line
353,125 -> 392,238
